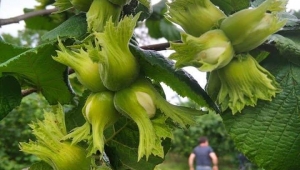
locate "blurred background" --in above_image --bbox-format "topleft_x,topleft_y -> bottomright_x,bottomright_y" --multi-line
0,0 -> 299,169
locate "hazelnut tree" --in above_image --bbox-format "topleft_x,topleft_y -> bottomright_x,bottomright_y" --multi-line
0,0 -> 300,169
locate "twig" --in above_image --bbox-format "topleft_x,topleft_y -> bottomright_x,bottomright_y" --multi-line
139,40 -> 181,51
22,88 -> 37,97
140,42 -> 171,51
0,8 -> 58,26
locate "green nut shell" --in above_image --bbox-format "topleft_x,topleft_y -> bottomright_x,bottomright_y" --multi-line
70,0 -> 93,11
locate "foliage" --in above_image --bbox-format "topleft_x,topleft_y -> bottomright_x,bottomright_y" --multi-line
168,105 -> 263,169
1,0 -> 300,170
145,0 -> 181,41
0,93 -> 49,170
1,29 -> 46,47
291,9 -> 300,18
171,112 -> 235,157
222,36 -> 300,169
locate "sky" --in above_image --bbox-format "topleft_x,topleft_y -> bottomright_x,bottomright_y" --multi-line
1,0 -> 300,36
0,0 -> 299,103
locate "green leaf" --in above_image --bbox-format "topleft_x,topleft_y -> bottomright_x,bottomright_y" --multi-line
121,0 -> 151,21
41,13 -> 88,42
0,42 -> 73,105
222,53 -> 300,170
135,1 -> 152,21
0,76 -> 21,120
145,19 -> 162,39
106,119 -> 171,170
277,29 -> 300,46
278,12 -> 299,27
138,0 -> 150,9
145,0 -> 181,41
269,34 -> 300,66
0,41 -> 30,63
211,0 -> 249,15
65,91 -> 89,131
24,8 -> 65,31
159,19 -> 180,41
29,161 -> 53,170
130,45 -> 219,112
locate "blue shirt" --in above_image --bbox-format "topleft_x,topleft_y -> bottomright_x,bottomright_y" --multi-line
193,146 -> 214,166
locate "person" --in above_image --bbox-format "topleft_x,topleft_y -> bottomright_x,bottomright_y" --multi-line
238,153 -> 247,170
188,136 -> 218,170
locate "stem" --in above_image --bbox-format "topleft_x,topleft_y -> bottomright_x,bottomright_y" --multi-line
22,88 -> 37,97
140,42 -> 171,51
0,8 -> 58,26
139,40 -> 182,51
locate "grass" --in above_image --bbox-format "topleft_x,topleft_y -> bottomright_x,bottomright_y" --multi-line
155,152 -> 240,170
155,153 -> 188,170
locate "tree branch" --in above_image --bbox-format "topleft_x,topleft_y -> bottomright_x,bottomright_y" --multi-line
140,42 -> 171,51
22,88 -> 38,97
0,8 -> 58,26
139,40 -> 181,51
